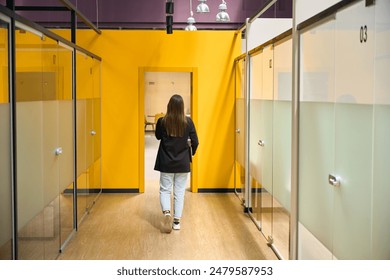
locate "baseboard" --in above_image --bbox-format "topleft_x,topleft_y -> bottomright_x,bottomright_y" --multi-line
102,188 -> 139,193
64,188 -> 140,194
197,188 -> 266,193
197,188 -> 236,193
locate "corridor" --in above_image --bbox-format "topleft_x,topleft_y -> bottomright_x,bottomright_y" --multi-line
57,133 -> 276,260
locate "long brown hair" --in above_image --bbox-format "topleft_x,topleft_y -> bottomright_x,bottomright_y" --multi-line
163,94 -> 187,137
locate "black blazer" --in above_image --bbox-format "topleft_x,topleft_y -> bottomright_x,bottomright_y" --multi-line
154,116 -> 199,173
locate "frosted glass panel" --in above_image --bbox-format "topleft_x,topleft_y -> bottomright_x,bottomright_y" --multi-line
15,30 -> 69,260
299,17 -> 336,259
333,104 -> 373,259
272,38 -> 292,260
16,102 -> 45,259
273,38 -> 292,211
298,0 -> 384,260
299,102 -> 334,253
58,105 -> 73,189
332,2 -> 375,260
372,106 -> 390,259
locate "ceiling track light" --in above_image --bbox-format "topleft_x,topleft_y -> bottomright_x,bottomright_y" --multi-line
185,0 -> 197,31
216,0 -> 230,22
196,0 -> 209,13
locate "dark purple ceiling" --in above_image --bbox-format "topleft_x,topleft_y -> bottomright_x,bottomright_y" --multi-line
2,0 -> 292,30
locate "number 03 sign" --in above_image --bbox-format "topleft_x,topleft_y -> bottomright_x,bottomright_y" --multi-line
360,25 -> 368,43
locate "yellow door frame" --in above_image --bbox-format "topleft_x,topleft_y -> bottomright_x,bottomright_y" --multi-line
138,67 -> 198,193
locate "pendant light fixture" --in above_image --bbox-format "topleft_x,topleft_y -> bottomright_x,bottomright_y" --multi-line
216,0 -> 230,22
196,0 -> 209,13
185,0 -> 197,31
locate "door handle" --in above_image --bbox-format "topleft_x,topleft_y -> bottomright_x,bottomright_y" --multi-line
55,147 -> 63,156
258,140 -> 265,147
328,174 -> 341,187
91,130 -> 97,136
236,128 -> 240,134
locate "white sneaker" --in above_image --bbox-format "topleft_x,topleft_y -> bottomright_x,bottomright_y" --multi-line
162,214 -> 173,233
172,219 -> 180,230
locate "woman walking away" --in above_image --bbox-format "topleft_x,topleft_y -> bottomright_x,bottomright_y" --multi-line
154,94 -> 199,233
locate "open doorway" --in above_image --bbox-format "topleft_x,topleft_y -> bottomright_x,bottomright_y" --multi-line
139,68 -> 197,193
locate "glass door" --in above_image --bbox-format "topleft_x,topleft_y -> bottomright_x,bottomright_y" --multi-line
249,52 -> 263,228
298,0 -> 376,259
76,52 -> 102,224
89,58 -> 102,206
15,25 -> 63,259
298,16 -> 335,260
248,46 -> 275,243
76,52 -> 91,224
56,42 -> 75,249
332,2 -> 375,259
234,58 -> 247,204
258,45 -> 274,243
272,37 -> 292,259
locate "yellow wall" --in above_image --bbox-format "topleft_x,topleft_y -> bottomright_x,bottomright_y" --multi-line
0,28 -> 8,103
74,30 -> 241,191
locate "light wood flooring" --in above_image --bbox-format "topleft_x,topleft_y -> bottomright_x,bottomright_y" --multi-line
57,133 -> 278,260
57,184 -> 277,260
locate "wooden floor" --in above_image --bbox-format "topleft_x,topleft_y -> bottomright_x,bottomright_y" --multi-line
57,183 -> 277,260
57,133 -> 278,260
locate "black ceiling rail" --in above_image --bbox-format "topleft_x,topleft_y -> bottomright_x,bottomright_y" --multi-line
15,6 -> 69,12
58,0 -> 101,34
0,4 -> 102,61
8,0 -> 101,35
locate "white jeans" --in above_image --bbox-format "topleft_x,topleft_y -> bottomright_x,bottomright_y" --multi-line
159,172 -> 188,219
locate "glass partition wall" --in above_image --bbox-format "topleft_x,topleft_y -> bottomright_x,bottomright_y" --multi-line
235,35 -> 292,260
297,0 -> 390,260
249,46 -> 275,247
15,24 -> 75,260
0,7 -> 102,259
236,0 -> 390,260
76,52 -> 102,225
0,16 -> 12,260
